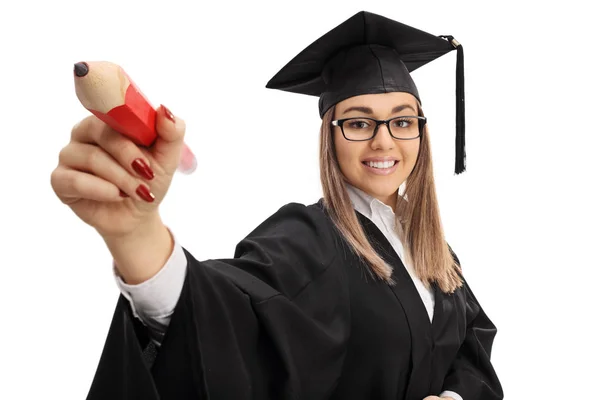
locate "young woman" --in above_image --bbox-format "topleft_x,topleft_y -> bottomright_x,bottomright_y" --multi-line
51,11 -> 503,400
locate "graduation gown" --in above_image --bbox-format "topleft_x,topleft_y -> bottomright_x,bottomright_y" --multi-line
86,200 -> 503,400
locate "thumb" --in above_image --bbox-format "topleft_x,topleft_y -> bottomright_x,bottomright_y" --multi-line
152,104 -> 194,173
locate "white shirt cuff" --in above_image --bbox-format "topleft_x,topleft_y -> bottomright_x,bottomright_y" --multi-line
112,228 -> 187,333
440,390 -> 463,400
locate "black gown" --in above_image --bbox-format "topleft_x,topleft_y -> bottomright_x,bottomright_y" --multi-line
86,200 -> 503,400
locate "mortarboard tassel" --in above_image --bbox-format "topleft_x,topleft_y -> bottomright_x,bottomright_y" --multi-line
439,35 -> 466,174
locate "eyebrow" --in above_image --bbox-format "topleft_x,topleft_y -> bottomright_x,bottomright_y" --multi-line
342,104 -> 416,115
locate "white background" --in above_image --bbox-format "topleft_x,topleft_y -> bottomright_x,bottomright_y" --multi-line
1,0 -> 598,398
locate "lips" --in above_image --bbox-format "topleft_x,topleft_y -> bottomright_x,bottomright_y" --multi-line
362,160 -> 398,168
361,157 -> 399,163
361,159 -> 399,175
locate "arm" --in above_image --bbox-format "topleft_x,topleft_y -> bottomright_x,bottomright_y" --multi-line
441,279 -> 504,399
87,202 -> 350,400
113,230 -> 187,347
104,214 -> 184,347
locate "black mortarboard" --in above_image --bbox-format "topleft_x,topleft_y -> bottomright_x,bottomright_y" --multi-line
266,11 -> 466,174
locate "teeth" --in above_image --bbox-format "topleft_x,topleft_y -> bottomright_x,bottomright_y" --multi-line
367,160 -> 395,169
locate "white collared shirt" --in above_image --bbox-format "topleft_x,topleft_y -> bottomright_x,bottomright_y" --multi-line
345,183 -> 436,322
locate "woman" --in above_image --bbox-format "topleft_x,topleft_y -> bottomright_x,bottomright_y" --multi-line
51,11 -> 503,400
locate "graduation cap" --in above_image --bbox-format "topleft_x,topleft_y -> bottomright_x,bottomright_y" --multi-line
266,10 -> 466,174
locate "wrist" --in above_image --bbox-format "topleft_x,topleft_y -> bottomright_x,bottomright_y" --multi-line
100,212 -> 163,243
103,213 -> 174,285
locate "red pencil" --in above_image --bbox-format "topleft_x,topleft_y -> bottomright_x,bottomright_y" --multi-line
73,61 -> 196,174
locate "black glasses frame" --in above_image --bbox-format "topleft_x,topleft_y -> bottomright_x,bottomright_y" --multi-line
331,116 -> 427,141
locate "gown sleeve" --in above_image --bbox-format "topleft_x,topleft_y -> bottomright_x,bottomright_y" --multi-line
85,202 -> 351,400
441,277 -> 504,399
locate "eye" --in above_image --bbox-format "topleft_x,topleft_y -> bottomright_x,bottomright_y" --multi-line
346,119 -> 372,129
392,118 -> 413,128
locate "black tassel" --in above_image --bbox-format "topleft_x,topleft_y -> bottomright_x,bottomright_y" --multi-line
439,35 -> 466,174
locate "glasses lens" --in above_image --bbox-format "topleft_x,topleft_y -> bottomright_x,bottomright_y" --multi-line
342,118 -> 376,141
389,117 -> 421,139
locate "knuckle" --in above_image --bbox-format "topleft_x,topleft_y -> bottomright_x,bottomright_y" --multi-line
112,134 -> 132,156
99,128 -> 130,158
58,146 -> 69,165
86,147 -> 105,169
70,121 -> 81,138
116,174 -> 135,193
70,116 -> 88,138
97,122 -> 116,142
67,171 -> 86,194
70,115 -> 98,141
49,168 -> 62,190
50,168 -> 75,202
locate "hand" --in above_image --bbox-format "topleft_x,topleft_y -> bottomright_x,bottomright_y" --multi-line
423,397 -> 454,400
51,104 -> 186,240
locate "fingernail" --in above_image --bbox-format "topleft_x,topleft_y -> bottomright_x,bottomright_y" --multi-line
161,104 -> 175,123
136,185 -> 155,202
119,190 -> 129,198
132,158 -> 154,180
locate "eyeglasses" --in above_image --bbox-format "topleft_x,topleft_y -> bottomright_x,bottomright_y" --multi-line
331,116 -> 427,141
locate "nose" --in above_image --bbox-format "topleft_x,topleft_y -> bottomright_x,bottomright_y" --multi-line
370,123 -> 394,150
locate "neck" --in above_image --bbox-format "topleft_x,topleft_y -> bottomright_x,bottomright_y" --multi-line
345,182 -> 399,213
379,192 -> 398,213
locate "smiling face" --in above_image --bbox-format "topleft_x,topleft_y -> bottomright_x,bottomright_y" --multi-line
333,92 -> 422,209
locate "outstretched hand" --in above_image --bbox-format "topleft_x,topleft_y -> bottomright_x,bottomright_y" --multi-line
51,104 -> 187,240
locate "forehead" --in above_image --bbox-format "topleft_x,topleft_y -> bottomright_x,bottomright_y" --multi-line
335,91 -> 418,112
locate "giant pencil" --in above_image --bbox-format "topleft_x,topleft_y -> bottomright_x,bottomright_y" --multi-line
73,61 -> 196,174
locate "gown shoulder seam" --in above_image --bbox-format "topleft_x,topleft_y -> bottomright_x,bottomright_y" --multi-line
254,250 -> 340,306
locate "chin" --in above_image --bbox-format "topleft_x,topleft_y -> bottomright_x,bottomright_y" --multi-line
371,184 -> 400,198
353,163 -> 409,197
359,179 -> 401,199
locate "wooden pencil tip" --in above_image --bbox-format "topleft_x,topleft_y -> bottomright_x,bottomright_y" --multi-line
74,62 -> 89,77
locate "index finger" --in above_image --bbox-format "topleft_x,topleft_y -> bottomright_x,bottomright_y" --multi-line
70,114 -> 111,145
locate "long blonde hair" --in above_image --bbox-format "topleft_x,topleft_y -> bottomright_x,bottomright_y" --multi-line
319,103 -> 463,293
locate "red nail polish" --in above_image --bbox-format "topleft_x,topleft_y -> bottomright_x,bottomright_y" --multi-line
136,185 -> 155,202
119,190 -> 129,198
161,104 -> 175,123
132,158 -> 154,180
